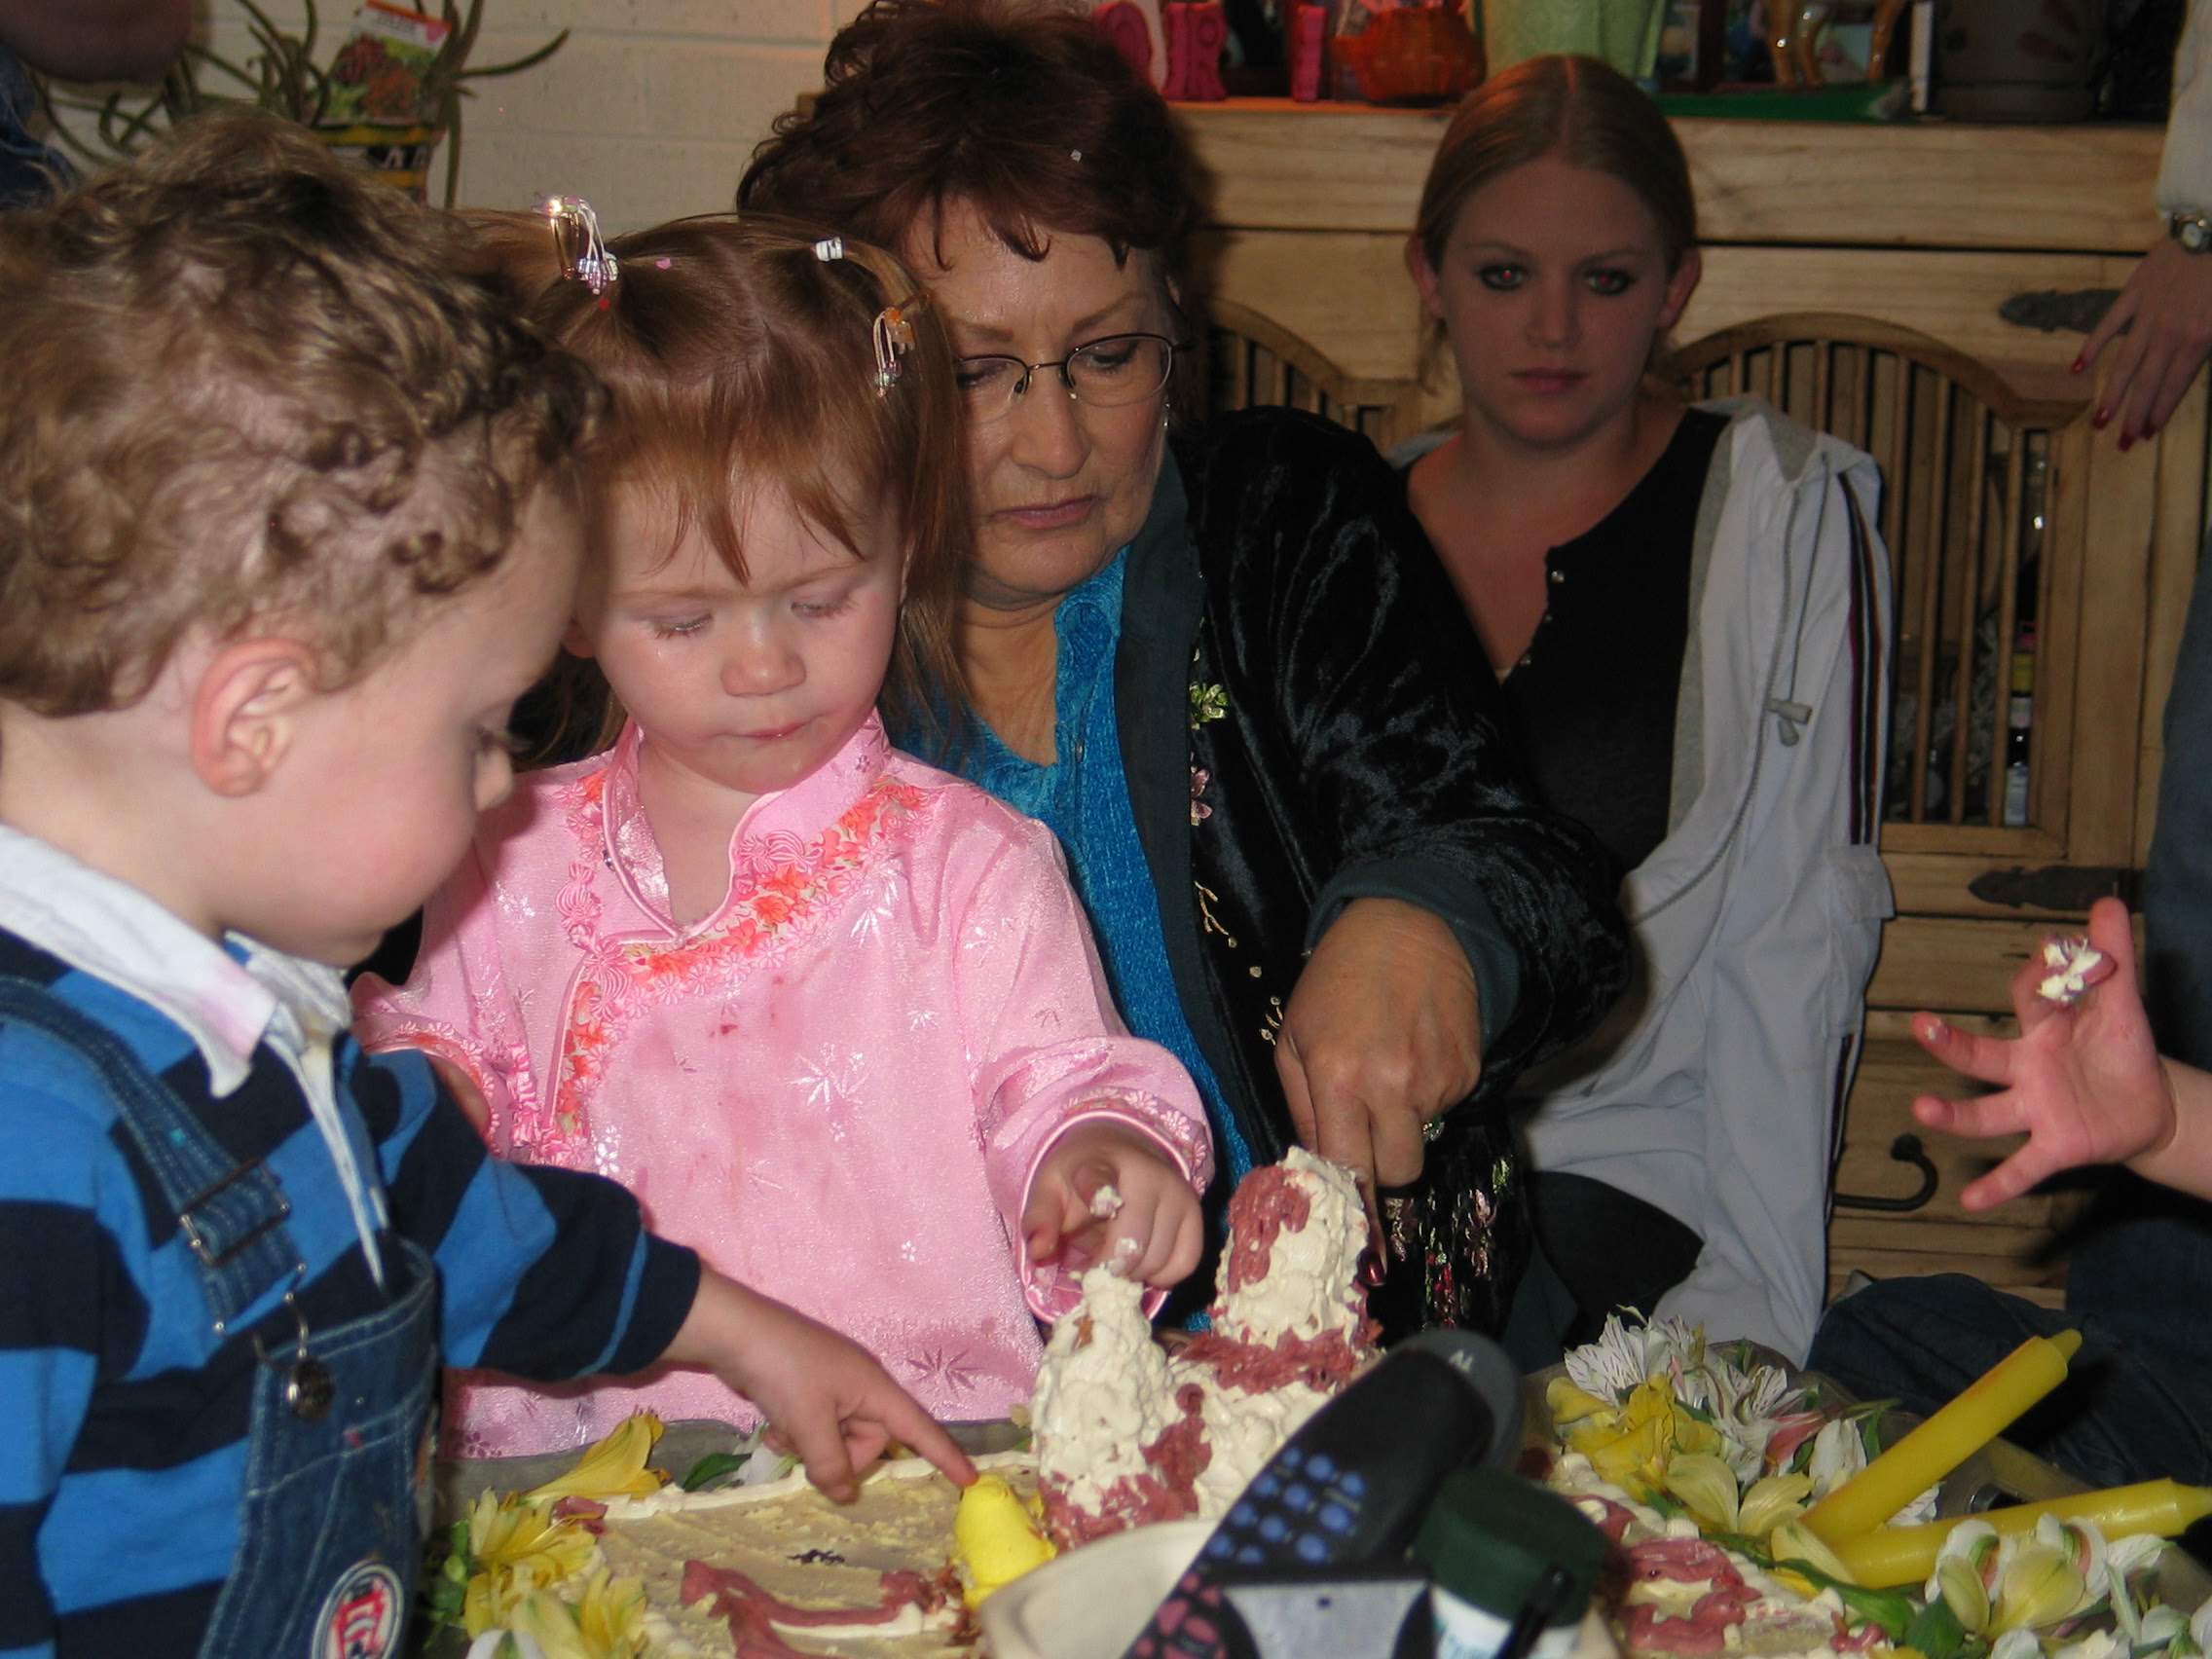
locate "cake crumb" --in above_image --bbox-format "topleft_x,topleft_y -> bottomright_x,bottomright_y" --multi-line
2039,936 -> 2107,1006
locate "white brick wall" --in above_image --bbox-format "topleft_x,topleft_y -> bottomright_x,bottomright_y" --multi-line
199,0 -> 864,230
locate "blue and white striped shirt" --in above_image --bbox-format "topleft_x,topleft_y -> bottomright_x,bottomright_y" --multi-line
0,830 -> 700,1656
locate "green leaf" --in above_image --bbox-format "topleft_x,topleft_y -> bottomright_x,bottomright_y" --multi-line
1771,1557 -> 1916,1641
1904,1593 -> 1972,1659
1640,1486 -> 1688,1520
680,1451 -> 751,1492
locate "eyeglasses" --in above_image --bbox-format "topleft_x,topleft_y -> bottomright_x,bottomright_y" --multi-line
955,332 -> 1184,423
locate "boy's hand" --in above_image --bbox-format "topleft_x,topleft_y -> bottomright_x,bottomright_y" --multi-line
1023,1121 -> 1202,1289
664,1272 -> 976,1502
1910,898 -> 2177,1208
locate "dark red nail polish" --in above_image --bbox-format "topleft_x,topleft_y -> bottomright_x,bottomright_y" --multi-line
2072,355 -> 2086,373
2120,434 -> 2136,452
2093,407 -> 2112,429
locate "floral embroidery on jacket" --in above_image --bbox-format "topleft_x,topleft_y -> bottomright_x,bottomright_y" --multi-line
1190,765 -> 1212,827
529,775 -> 929,1155
1189,681 -> 1228,729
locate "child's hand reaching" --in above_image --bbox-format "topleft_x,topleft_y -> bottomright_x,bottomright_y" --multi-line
1910,897 -> 2181,1208
1024,1121 -> 1202,1289
664,1271 -> 977,1502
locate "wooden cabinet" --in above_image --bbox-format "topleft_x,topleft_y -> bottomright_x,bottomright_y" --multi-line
1175,102 -> 2206,1304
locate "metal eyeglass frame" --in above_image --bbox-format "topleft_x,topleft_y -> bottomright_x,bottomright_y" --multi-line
956,331 -> 1189,421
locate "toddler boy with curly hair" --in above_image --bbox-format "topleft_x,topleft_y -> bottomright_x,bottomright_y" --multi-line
0,108 -> 967,1658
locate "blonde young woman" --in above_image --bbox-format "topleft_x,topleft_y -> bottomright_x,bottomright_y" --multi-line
1401,55 -> 1896,1363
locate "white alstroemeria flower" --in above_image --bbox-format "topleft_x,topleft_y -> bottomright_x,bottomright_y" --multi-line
1807,1417 -> 1866,1496
2136,1604 -> 2189,1651
2042,1515 -> 2109,1604
2188,1594 -> 2212,1654
2053,1628 -> 2120,1659
1566,1311 -> 1690,1399
1989,1627 -> 2046,1659
2104,1534 -> 2169,1642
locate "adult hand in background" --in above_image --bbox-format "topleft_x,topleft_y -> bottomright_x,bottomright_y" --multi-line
2079,238 -> 2212,447
1275,897 -> 1481,1202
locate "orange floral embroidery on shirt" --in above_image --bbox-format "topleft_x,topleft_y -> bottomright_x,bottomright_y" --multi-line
536,777 -> 926,1153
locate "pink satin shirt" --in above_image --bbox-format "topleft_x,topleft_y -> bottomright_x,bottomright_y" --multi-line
354,716 -> 1210,1454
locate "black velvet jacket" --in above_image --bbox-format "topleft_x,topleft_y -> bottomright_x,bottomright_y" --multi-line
1117,409 -> 1631,1335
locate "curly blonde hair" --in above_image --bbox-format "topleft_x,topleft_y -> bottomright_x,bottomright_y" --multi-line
0,106 -> 604,717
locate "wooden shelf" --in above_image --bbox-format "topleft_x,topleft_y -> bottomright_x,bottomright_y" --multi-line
1173,99 -> 2163,254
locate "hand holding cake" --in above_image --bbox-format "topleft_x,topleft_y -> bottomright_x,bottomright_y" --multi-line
1022,1120 -> 1205,1289
1907,897 -> 2212,1206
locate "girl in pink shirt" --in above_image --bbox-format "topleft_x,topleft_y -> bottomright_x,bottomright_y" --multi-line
354,211 -> 1210,1455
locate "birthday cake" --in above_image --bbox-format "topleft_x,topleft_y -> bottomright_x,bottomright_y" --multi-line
1032,1146 -> 1379,1545
1532,1316 -> 2204,1659
436,1150 -> 1381,1655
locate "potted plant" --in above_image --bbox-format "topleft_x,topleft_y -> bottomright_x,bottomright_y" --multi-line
37,0 -> 567,206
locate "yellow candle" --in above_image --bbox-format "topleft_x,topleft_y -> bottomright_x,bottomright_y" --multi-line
1801,1330 -> 2083,1546
1830,1479 -> 2212,1587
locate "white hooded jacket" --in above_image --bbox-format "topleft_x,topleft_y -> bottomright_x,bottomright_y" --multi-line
1513,397 -> 1895,1362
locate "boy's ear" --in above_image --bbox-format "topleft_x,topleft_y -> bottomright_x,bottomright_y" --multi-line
189,639 -> 318,797
561,617 -> 599,659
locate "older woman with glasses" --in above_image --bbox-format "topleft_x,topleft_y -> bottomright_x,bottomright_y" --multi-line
740,0 -> 1629,1338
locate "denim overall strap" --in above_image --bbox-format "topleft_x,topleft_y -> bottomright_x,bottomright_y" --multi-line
0,977 -> 302,1330
0,974 -> 436,1659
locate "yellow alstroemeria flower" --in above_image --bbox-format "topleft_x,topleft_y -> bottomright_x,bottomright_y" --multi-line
525,1412 -> 668,1502
1561,1377 -> 1714,1494
459,1493 -> 598,1638
1769,1519 -> 1862,1600
1992,1542 -> 2088,1635
574,1570 -> 650,1659
1660,1452 -> 1742,1531
1546,1378 -> 1614,1428
1738,1471 -> 1817,1538
506,1576 -> 648,1659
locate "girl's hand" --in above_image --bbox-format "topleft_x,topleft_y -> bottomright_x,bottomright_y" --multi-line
1910,898 -> 2177,1208
664,1271 -> 977,1501
1276,898 -> 1481,1209
2078,238 -> 2212,447
1024,1122 -> 1203,1289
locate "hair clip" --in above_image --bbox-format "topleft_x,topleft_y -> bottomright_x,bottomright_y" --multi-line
544,196 -> 619,296
813,237 -> 845,263
872,297 -> 922,396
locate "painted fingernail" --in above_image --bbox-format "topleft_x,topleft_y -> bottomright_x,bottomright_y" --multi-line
2120,433 -> 2136,452
2092,406 -> 2112,428
2071,354 -> 2086,373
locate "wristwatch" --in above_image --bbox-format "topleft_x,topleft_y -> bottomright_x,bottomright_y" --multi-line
2170,210 -> 2212,252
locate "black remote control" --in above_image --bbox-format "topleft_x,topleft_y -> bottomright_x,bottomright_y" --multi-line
1124,1329 -> 1520,1659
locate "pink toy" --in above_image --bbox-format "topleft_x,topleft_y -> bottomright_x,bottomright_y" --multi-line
1290,3 -> 1327,101
1094,0 -> 1154,82
1164,3 -> 1228,101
